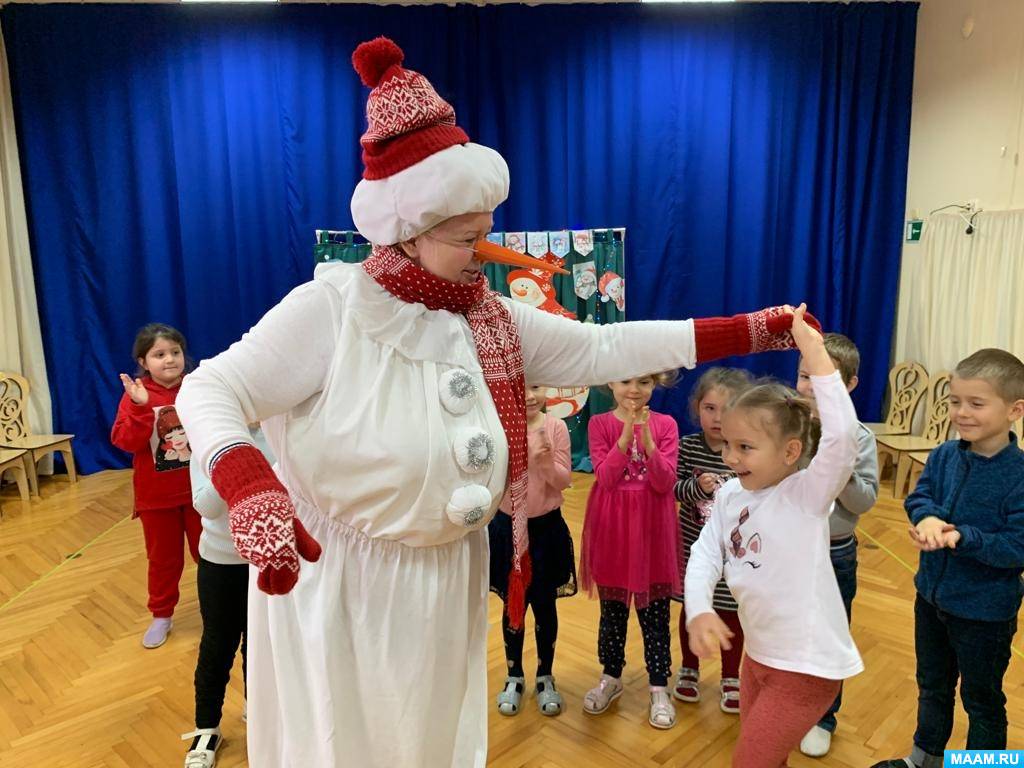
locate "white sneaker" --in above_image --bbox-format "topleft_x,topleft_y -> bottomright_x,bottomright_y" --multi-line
142,617 -> 173,649
799,725 -> 832,757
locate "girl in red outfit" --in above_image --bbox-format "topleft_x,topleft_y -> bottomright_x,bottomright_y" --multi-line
111,324 -> 202,649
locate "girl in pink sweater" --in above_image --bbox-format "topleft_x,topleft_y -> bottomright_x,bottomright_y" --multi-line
489,384 -> 575,717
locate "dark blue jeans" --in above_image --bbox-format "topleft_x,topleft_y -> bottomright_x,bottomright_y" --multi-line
912,594 -> 1017,757
817,536 -> 857,733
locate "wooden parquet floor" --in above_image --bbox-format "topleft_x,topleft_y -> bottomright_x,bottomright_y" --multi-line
0,470 -> 1021,767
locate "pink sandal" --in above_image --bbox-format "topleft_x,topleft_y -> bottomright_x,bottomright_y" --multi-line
649,686 -> 677,729
583,674 -> 623,715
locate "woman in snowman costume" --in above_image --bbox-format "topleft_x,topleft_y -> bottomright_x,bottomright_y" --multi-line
177,36 -> 815,768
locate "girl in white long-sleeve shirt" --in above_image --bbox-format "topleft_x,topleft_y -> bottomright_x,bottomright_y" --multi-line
684,306 -> 863,768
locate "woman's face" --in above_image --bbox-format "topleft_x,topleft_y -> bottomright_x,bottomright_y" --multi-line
401,212 -> 494,284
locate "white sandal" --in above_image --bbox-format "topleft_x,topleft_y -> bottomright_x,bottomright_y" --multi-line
496,676 -> 525,716
535,675 -> 563,716
583,674 -> 623,715
182,727 -> 222,768
648,686 -> 677,729
720,677 -> 741,714
672,666 -> 700,702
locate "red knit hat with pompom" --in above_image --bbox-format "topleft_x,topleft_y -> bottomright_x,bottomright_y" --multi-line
352,37 -> 470,180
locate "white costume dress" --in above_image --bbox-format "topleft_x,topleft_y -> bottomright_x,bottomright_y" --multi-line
178,262 -> 698,767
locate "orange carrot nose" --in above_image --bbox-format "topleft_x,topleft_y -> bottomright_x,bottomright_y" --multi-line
472,239 -> 570,275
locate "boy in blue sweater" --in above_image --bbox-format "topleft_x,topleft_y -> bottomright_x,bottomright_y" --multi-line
872,348 -> 1024,768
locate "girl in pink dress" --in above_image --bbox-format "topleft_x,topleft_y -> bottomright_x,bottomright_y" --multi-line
580,372 -> 681,729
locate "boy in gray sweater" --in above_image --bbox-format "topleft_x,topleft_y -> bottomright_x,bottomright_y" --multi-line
795,333 -> 880,757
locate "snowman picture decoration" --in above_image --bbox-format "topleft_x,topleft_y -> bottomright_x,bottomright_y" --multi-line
598,271 -> 625,312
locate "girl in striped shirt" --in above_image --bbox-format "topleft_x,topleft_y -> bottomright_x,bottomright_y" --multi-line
673,367 -> 752,713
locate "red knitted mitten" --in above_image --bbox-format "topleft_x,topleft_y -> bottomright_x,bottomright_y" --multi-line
211,444 -> 322,595
693,306 -> 822,363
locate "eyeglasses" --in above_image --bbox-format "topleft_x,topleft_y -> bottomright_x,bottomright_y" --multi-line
421,231 -> 481,254
419,233 -> 571,276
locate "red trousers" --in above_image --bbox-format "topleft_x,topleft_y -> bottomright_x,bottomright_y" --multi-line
138,505 -> 202,618
732,656 -> 842,768
679,607 -> 745,679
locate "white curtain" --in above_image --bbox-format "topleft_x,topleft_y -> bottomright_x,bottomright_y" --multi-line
894,209 -> 1024,377
0,31 -> 53,440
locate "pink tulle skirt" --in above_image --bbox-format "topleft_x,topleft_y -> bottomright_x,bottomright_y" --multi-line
580,485 -> 680,608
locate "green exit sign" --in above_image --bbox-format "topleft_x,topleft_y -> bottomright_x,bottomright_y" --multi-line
905,220 -> 923,242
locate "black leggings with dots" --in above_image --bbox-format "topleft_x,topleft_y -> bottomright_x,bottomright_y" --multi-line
598,597 -> 672,687
502,588 -> 559,678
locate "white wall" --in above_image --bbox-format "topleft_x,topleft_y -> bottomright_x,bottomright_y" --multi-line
904,0 -> 1024,218
894,0 -> 1024,362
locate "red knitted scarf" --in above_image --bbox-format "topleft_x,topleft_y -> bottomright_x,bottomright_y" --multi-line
362,245 -> 531,628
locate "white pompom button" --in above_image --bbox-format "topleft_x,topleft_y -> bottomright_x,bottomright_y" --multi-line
439,368 -> 478,415
453,427 -> 495,473
445,484 -> 493,528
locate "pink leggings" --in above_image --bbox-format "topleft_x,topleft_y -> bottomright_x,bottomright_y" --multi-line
732,656 -> 842,768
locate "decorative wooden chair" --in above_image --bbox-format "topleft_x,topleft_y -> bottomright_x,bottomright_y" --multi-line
0,372 -> 77,496
0,447 -> 30,504
877,371 -> 953,498
865,361 -> 929,437
904,451 -> 930,497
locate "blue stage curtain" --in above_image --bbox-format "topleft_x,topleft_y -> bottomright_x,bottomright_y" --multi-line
2,2 -> 917,472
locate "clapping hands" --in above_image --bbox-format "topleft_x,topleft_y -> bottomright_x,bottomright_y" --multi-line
908,516 -> 961,551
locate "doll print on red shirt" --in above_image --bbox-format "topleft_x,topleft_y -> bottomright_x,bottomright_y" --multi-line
152,405 -> 191,472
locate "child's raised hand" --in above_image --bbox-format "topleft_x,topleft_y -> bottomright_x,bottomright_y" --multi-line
790,303 -> 832,376
640,416 -> 656,455
697,473 -> 722,495
119,373 -> 149,405
790,303 -> 824,349
617,408 -> 636,454
620,404 -> 636,426
633,405 -> 650,425
687,612 -> 734,659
